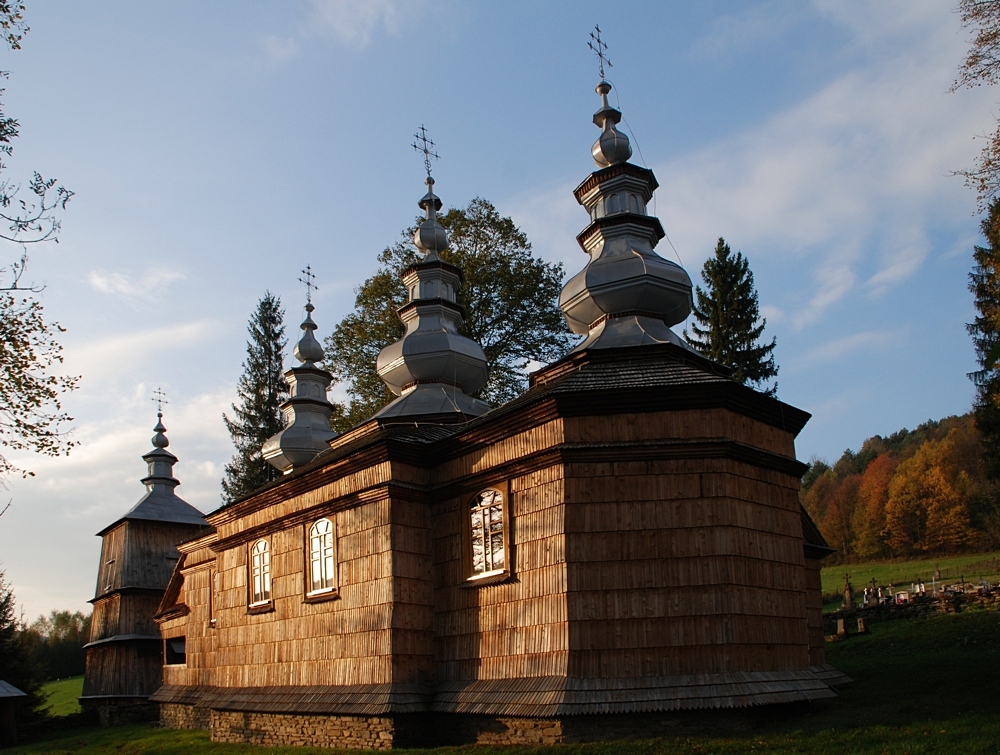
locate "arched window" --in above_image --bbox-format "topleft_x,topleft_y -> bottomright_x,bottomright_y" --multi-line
308,518 -> 336,594
470,488 -> 506,578
249,539 -> 271,606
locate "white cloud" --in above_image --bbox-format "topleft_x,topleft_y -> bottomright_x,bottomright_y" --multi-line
88,267 -> 185,299
63,321 -> 216,383
263,0 -> 428,61
304,0 -> 422,49
691,1 -> 806,62
794,329 -> 899,368
656,13 -> 991,327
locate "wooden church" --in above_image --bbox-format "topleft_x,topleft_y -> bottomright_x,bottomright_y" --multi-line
84,61 -> 846,747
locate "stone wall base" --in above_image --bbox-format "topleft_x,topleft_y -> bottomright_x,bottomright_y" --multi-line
160,702 -> 210,731
157,705 -> 794,749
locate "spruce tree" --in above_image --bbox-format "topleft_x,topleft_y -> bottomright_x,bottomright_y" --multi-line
222,292 -> 288,502
968,198 -> 1000,479
685,237 -> 778,395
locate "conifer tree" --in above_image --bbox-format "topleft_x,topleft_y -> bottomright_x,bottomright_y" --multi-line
0,569 -> 44,725
968,198 -> 1000,479
685,237 -> 778,395
222,292 -> 288,503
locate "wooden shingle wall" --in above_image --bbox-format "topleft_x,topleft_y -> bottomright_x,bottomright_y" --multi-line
90,593 -> 162,643
82,642 -> 163,697
803,556 -> 826,666
561,409 -> 810,679
201,454 -> 433,691
433,463 -> 569,683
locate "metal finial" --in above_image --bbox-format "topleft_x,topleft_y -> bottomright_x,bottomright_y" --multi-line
152,387 -> 168,415
298,264 -> 318,305
412,125 -> 440,179
588,24 -> 612,80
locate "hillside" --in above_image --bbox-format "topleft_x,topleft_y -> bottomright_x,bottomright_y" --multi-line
801,414 -> 1000,563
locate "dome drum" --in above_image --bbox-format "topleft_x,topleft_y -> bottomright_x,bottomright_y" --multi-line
402,265 -> 461,303
560,264 -> 693,335
574,312 -> 691,350
377,335 -> 489,396
396,298 -> 466,326
576,215 -> 666,255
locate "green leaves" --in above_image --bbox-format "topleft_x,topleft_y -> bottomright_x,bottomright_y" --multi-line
0,294 -> 77,479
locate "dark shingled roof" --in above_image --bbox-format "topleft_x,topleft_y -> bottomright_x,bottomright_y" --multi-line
217,342 -> 808,512
98,489 -> 206,536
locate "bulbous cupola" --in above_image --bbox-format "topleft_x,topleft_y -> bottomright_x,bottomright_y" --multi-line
374,131 -> 490,421
262,277 -> 337,473
558,72 -> 694,351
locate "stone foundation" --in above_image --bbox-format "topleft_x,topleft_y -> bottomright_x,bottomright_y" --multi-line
160,702 -> 210,730
210,710 -> 397,749
155,706 -> 785,749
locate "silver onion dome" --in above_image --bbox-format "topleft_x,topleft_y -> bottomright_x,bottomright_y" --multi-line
292,303 -> 325,365
592,80 -> 632,167
374,159 -> 490,421
151,414 -> 169,449
413,178 -> 449,259
262,293 -> 337,473
558,73 -> 693,352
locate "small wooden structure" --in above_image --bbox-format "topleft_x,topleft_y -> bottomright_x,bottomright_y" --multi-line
0,680 -> 26,747
81,413 -> 206,725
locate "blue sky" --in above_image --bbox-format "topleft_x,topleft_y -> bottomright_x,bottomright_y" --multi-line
0,0 -> 994,619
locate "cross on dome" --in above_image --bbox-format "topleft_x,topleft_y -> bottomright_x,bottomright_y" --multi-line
588,24 -> 612,80
298,264 -> 318,305
151,387 -> 168,415
412,125 -> 439,180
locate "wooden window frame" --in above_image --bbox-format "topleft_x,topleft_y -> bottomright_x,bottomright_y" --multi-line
164,636 -> 186,666
464,485 -> 512,586
304,517 -> 339,603
247,538 -> 273,612
209,567 -> 218,627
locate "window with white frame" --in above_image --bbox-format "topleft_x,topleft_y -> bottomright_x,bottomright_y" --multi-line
469,488 -> 506,579
308,518 -> 336,594
249,539 -> 271,606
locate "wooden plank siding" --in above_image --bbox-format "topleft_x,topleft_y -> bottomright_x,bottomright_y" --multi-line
432,462 -> 569,684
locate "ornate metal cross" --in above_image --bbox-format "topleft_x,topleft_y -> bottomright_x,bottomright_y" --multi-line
152,387 -> 168,414
588,24 -> 612,80
299,264 -> 318,304
412,125 -> 439,179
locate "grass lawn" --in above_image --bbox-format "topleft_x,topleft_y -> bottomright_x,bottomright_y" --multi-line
40,676 -> 83,717
11,610 -> 1000,753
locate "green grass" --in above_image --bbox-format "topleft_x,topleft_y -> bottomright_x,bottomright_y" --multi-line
10,611 -> 1000,753
821,550 -> 1000,597
40,676 -> 83,717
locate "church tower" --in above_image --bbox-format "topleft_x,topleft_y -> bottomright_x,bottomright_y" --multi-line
559,76 -> 693,350
81,405 -> 206,725
262,273 -> 337,473
374,131 -> 491,421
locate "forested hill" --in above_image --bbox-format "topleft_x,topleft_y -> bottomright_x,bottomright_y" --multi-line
801,414 -> 1000,564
